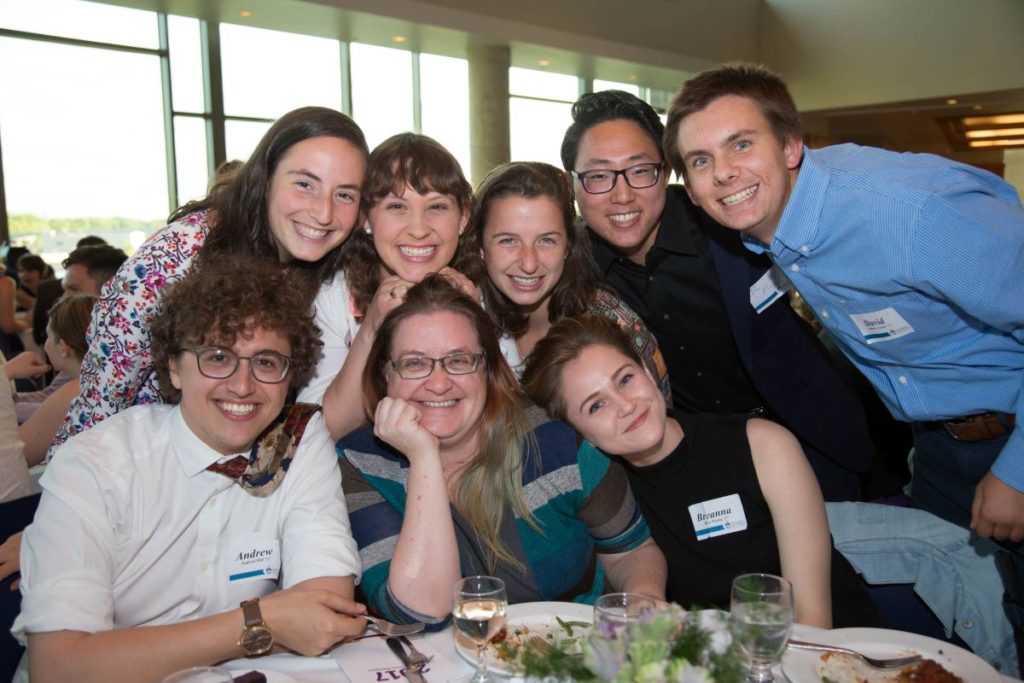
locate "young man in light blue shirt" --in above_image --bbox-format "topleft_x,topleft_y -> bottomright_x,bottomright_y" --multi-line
663,62 -> 1024,546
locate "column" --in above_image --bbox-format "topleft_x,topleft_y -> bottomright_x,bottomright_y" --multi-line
468,44 -> 510,186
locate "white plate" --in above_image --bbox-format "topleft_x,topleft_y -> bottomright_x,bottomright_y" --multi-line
453,601 -> 593,676
781,627 -> 1000,682
231,670 -> 297,683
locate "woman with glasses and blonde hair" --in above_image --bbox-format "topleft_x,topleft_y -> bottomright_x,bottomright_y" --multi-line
338,275 -> 665,625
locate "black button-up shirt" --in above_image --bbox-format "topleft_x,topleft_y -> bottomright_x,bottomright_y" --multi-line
590,186 -> 763,414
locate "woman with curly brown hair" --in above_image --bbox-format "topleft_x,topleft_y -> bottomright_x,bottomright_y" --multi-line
304,133 -> 522,439
14,254 -> 364,682
54,107 -> 369,453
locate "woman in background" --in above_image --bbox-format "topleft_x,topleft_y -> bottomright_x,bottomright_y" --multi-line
457,161 -> 668,396
54,107 -> 369,451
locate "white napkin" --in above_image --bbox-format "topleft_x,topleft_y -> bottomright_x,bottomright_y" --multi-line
331,635 -> 461,683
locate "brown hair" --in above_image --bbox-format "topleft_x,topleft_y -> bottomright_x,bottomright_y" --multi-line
664,62 -> 802,176
362,273 -> 536,570
456,161 -> 605,338
47,294 -> 99,360
172,106 -> 369,284
342,133 -> 473,314
150,254 -> 323,403
522,314 -> 640,421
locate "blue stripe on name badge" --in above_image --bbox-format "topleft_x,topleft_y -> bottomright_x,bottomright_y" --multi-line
695,524 -> 726,538
863,331 -> 892,341
754,291 -> 780,312
229,569 -> 265,582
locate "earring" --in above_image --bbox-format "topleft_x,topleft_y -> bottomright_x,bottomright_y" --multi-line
364,227 -> 372,235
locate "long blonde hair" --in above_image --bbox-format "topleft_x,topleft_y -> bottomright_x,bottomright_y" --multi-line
362,274 -> 538,570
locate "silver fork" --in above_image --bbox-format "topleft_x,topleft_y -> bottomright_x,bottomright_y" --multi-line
364,615 -> 425,637
398,635 -> 434,669
787,639 -> 922,669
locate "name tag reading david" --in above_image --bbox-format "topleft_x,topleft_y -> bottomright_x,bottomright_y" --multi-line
750,266 -> 792,314
227,537 -> 281,583
849,307 -> 914,344
688,493 -> 747,541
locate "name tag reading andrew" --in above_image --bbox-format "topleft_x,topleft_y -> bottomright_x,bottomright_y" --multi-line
749,266 -> 792,314
849,307 -> 914,344
688,494 -> 747,541
227,537 -> 281,583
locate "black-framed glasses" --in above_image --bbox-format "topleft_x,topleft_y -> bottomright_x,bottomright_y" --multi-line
572,162 -> 664,194
187,347 -> 292,384
390,352 -> 483,379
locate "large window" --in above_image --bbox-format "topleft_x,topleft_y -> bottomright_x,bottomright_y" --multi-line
509,67 -> 579,167
350,42 -> 414,150
420,53 -> 471,178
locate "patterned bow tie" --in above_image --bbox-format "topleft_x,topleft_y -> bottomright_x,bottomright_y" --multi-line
207,455 -> 250,479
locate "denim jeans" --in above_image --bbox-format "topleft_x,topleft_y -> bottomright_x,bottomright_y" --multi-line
826,501 -> 1017,674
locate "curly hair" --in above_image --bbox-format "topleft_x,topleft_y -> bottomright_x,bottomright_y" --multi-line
47,293 -> 98,360
342,133 -> 473,315
362,273 -> 537,571
150,254 -> 323,403
171,106 -> 369,285
455,161 -> 604,338
664,62 -> 802,176
560,90 -> 666,172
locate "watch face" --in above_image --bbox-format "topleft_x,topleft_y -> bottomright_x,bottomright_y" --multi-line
242,625 -> 274,655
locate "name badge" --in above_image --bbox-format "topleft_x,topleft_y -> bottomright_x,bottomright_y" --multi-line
688,493 -> 747,541
849,307 -> 914,344
226,536 -> 281,583
750,266 -> 792,314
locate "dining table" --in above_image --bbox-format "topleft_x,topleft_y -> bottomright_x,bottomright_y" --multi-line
217,612 -> 1020,682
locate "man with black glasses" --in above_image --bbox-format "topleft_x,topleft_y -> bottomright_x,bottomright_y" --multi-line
561,90 -> 873,500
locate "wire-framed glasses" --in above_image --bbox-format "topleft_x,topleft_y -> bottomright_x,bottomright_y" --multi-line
187,347 -> 292,384
390,352 -> 483,379
573,162 -> 664,194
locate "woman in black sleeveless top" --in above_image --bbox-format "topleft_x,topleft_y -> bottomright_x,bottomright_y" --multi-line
524,314 -> 878,629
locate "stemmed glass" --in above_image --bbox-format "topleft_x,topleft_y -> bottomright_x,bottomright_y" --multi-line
593,592 -> 656,639
453,575 -> 508,683
730,573 -> 794,682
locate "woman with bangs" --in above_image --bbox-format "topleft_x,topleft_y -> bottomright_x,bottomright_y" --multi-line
456,161 -> 669,396
337,275 -> 665,625
305,133 -> 520,439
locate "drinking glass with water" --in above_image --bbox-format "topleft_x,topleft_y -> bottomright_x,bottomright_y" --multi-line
730,573 -> 793,682
452,575 -> 507,683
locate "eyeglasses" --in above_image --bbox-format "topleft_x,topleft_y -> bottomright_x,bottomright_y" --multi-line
187,347 -> 292,384
572,162 -> 664,194
390,352 -> 483,379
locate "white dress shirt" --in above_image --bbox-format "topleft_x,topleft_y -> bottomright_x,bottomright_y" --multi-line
13,403 -> 359,642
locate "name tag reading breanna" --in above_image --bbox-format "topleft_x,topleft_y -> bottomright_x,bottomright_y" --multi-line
687,494 -> 748,541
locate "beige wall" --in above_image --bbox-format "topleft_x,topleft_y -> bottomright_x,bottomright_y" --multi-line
760,0 -> 1024,110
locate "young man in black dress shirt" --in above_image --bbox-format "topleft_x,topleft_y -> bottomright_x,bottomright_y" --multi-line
560,90 -> 873,500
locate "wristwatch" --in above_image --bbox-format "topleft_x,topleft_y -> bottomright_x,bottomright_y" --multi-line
238,598 -> 274,656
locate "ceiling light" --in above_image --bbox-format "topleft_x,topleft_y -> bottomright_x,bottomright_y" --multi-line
392,35 -> 406,43
628,74 -> 638,81
969,139 -> 1024,148
965,127 -> 1024,139
946,98 -> 958,105
538,59 -> 550,67
238,9 -> 252,17
973,105 -> 983,111
963,113 -> 1024,126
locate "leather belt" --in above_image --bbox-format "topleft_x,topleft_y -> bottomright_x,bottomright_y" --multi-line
929,412 -> 1016,442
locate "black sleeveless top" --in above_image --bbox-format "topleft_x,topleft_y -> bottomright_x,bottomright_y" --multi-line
623,412 -> 881,627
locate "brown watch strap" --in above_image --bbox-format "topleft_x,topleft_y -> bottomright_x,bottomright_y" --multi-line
240,598 -> 264,627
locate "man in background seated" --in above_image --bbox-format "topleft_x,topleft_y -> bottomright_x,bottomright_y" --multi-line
18,244 -> 129,422
12,255 -> 365,683
560,89 -> 873,500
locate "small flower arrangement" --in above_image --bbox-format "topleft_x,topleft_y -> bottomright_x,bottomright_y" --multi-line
510,606 -> 745,682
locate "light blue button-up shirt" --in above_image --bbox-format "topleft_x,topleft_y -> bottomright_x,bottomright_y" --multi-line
744,144 -> 1024,490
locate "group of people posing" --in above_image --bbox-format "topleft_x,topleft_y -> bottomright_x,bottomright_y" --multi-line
2,59 -> 1022,682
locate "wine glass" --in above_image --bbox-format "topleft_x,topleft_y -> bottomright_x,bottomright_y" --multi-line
453,575 -> 508,683
730,573 -> 794,682
593,592 -> 656,639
